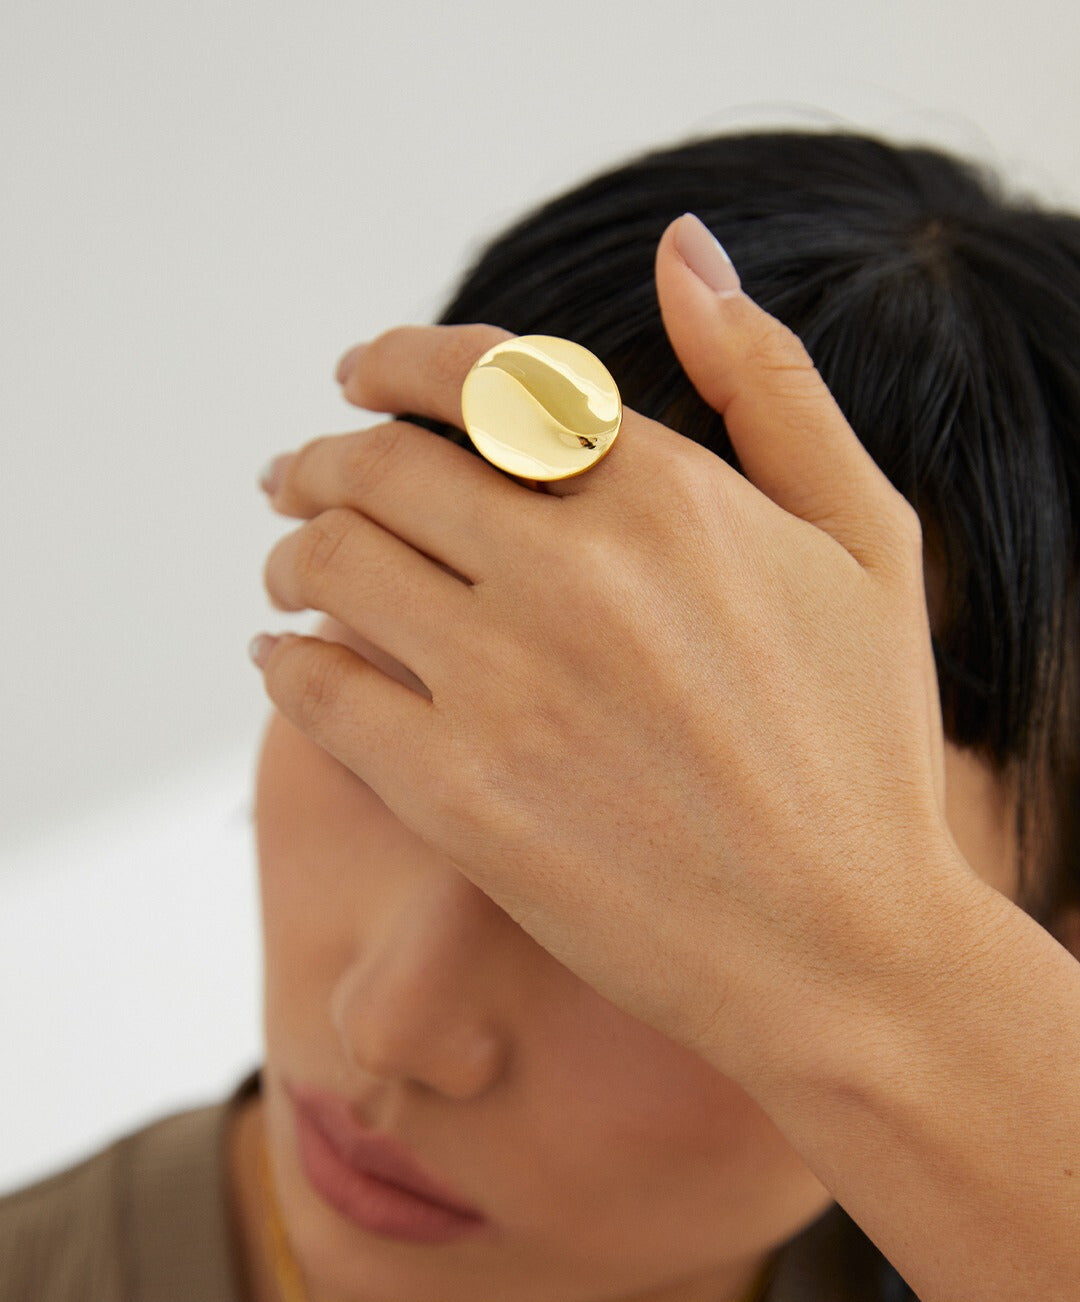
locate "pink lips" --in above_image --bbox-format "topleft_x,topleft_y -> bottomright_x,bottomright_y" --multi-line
287,1081 -> 484,1220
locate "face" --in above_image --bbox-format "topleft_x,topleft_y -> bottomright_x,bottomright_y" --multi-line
245,607 -> 1033,1302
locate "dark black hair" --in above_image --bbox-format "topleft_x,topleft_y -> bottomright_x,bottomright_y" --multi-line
415,128 -> 1080,1298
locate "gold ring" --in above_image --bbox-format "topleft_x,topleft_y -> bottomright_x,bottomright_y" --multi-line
460,334 -> 622,482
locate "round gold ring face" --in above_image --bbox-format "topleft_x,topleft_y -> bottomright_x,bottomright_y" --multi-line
460,335 -> 622,481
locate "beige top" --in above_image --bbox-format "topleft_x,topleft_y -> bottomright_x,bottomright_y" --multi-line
0,1067 -> 260,1302
0,1064 -> 912,1301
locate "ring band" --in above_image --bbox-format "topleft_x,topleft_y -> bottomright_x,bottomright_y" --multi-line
460,335 -> 622,482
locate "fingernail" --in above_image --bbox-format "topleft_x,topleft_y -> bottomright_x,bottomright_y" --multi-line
248,633 -> 280,669
258,453 -> 294,496
673,212 -> 741,298
336,343 -> 366,386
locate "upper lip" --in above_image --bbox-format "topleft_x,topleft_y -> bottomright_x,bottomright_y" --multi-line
288,1081 -> 485,1219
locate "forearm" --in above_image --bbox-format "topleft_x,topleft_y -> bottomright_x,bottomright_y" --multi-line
726,846 -> 1080,1302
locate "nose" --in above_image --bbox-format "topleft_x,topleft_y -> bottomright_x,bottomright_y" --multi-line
330,868 -> 511,1100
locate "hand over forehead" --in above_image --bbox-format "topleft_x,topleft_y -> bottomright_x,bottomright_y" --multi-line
254,219 -> 945,1083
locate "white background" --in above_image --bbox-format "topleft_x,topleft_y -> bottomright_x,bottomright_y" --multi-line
2,0 -> 1079,1193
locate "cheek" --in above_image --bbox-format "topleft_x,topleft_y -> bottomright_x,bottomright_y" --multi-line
514,986 -> 831,1264
538,986 -> 810,1193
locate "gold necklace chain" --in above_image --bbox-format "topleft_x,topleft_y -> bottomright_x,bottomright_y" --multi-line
254,1127 -> 773,1302
256,1127 -> 312,1302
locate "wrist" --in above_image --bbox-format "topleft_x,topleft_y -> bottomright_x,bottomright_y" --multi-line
706,829 -> 992,1105
703,834 -> 1080,1302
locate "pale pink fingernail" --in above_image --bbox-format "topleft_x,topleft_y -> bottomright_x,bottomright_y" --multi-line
258,453 -> 294,496
673,212 -> 741,298
336,343 -> 366,386
248,633 -> 280,669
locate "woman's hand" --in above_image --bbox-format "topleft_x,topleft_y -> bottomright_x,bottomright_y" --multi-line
253,214 -> 961,1089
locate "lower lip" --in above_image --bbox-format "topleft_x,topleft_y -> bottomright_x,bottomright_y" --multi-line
293,1104 -> 487,1243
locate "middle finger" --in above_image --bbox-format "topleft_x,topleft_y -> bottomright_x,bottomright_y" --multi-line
269,415 -> 544,585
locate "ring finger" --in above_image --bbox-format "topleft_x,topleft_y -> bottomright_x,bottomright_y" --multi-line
262,505 -> 471,692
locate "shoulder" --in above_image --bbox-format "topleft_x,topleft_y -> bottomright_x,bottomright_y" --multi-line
0,1067 -> 262,1302
0,1135 -> 126,1302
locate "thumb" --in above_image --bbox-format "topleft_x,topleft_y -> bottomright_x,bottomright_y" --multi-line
657,214 -> 947,818
655,212 -> 913,568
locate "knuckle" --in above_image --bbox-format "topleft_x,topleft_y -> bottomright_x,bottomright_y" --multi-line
296,508 -> 354,581
873,494 -> 927,583
295,645 -> 347,728
462,322 -> 516,354
368,324 -> 409,353
640,451 -> 719,540
741,318 -> 820,397
422,723 -> 484,835
886,492 -> 925,560
663,447 -> 712,504
557,528 -> 643,635
431,758 -> 479,832
360,324 -> 408,367
347,421 -> 404,494
348,328 -> 405,403
431,324 -> 511,392
897,496 -> 924,547
541,524 -> 628,618
569,525 -> 621,576
426,339 -> 470,397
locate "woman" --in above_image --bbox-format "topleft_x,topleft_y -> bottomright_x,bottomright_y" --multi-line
3,129 -> 1078,1302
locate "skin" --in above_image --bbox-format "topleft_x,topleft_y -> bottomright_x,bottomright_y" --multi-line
224,606 -> 1078,1302
230,220 -> 1080,1298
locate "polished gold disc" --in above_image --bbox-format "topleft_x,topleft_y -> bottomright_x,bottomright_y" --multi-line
460,335 -> 622,481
